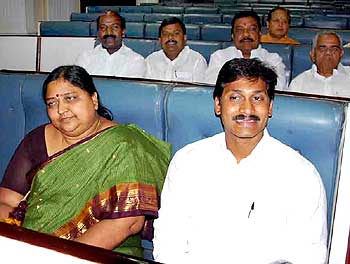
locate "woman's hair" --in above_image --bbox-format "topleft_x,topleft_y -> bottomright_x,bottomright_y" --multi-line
42,65 -> 113,120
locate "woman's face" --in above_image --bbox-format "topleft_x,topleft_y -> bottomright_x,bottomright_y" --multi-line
45,78 -> 99,137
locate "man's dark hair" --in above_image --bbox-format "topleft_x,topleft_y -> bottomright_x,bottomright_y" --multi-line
213,58 -> 277,101
267,7 -> 291,25
231,11 -> 261,34
96,10 -> 126,31
158,17 -> 186,37
43,65 -> 113,121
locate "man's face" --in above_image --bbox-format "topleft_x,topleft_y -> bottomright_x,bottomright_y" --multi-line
233,16 -> 261,58
268,9 -> 289,39
159,23 -> 187,60
98,13 -> 124,54
311,34 -> 343,76
214,77 -> 272,142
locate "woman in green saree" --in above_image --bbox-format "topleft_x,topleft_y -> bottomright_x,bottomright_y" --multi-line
0,65 -> 171,257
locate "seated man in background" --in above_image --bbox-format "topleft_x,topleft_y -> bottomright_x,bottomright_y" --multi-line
261,7 -> 300,45
76,10 -> 146,78
145,17 -> 207,83
289,31 -> 350,97
205,11 -> 287,90
154,58 -> 327,264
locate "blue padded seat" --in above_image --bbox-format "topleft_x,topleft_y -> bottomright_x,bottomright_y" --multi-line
183,14 -> 222,24
120,6 -> 152,13
186,40 -> 222,63
222,14 -> 234,24
123,38 -> 157,58
120,12 -> 145,23
165,86 -> 346,235
184,6 -> 219,14
185,24 -> 201,40
288,28 -> 319,45
144,23 -> 161,39
86,6 -> 120,13
151,6 -> 184,14
40,21 -> 90,37
304,16 -> 348,30
261,43 -> 293,83
201,24 -> 232,42
144,13 -> 183,23
124,22 -> 145,38
292,44 -> 350,80
70,12 -> 101,22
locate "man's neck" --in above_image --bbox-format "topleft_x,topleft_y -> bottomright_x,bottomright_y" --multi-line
105,45 -> 122,55
225,132 -> 263,163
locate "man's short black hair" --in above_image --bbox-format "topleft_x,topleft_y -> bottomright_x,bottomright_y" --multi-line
96,10 -> 126,31
267,7 -> 291,25
231,11 -> 262,34
213,58 -> 277,101
158,17 -> 186,37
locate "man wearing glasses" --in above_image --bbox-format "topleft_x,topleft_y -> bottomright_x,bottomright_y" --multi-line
289,31 -> 350,97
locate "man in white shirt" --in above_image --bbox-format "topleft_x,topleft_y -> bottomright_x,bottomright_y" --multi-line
289,31 -> 350,97
75,10 -> 146,78
145,17 -> 207,83
205,11 -> 287,90
154,58 -> 327,264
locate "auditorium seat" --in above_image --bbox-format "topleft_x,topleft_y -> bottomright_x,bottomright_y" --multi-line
303,16 -> 348,29
120,6 -> 152,13
144,13 -> 183,23
39,21 -> 90,37
124,22 -> 145,38
222,14 -> 234,24
123,38 -> 157,58
288,28 -> 319,45
183,14 -> 222,24
184,6 -> 219,14
86,6 -> 120,13
201,24 -> 232,42
120,12 -> 145,23
144,23 -> 161,39
186,40 -> 222,63
70,12 -> 101,22
151,6 -> 184,14
185,24 -> 201,40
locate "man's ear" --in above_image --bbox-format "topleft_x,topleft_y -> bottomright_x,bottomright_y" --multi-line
310,49 -> 316,63
214,96 -> 221,116
268,100 -> 273,118
122,29 -> 126,38
184,34 -> 187,43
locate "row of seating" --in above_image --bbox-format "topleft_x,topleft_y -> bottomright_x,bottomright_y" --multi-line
39,20 -> 350,44
70,11 -> 350,29
84,4 -> 340,15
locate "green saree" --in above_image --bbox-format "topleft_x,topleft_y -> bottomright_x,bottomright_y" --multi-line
21,124 -> 171,257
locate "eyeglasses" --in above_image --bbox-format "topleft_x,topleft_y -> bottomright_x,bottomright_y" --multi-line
317,46 -> 342,53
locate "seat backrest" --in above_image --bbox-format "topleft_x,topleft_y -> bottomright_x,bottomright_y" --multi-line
185,6 -> 219,14
120,6 -> 152,13
165,86 -> 347,235
39,21 -> 91,37
144,23 -> 161,39
144,13 -> 183,23
151,6 -> 184,14
123,38 -> 157,58
70,12 -> 101,22
304,16 -> 348,30
86,5 -> 120,13
288,27 -> 319,45
201,24 -> 232,41
186,40 -> 222,63
183,14 -> 222,24
124,22 -> 145,38
120,12 -> 145,23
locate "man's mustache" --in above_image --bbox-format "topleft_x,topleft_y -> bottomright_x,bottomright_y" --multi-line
166,39 -> 177,45
103,34 -> 116,39
240,37 -> 254,42
232,114 -> 260,121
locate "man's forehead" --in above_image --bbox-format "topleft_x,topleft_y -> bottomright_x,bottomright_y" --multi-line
99,14 -> 121,25
317,34 -> 340,46
271,9 -> 288,18
224,77 -> 268,90
162,23 -> 183,32
234,16 -> 259,27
